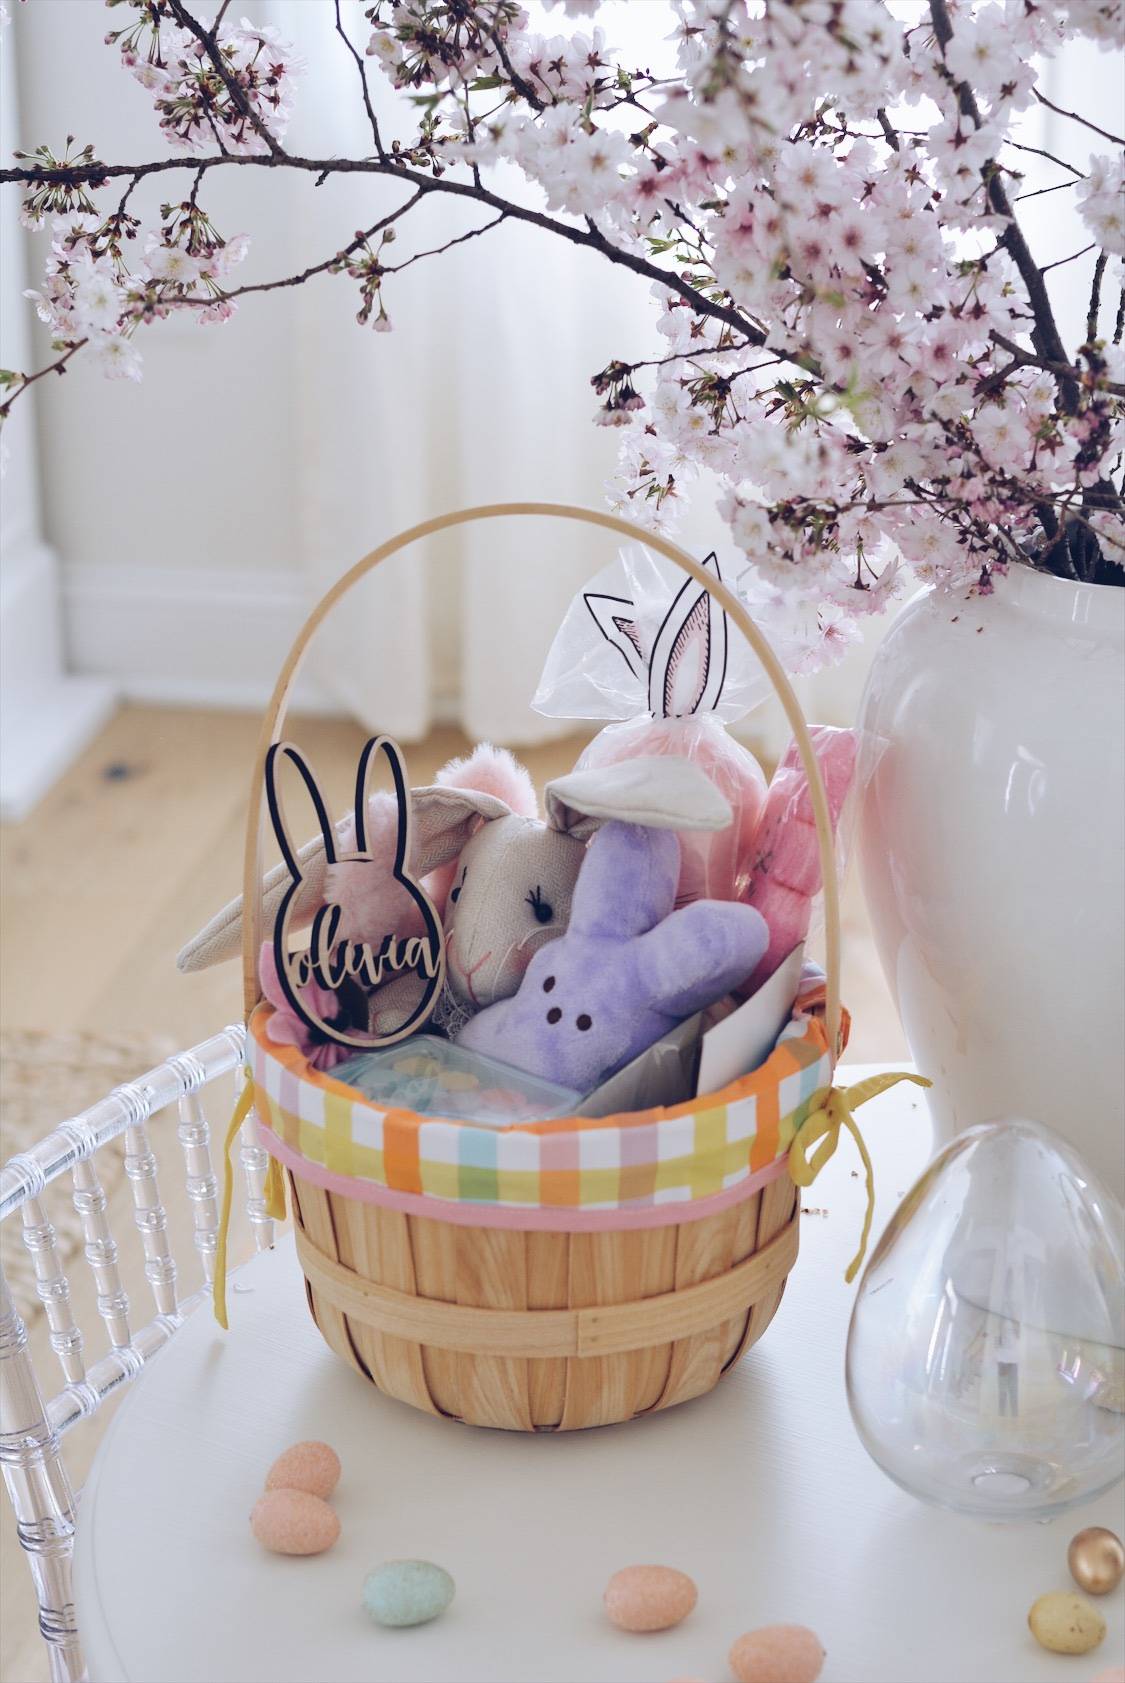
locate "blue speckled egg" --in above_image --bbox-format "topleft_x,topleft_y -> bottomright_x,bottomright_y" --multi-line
362,1559 -> 455,1628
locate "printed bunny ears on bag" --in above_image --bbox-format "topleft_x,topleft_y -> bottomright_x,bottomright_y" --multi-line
533,545 -> 771,726
176,742 -> 732,974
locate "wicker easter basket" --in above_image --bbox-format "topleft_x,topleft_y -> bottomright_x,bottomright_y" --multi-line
240,503 -> 845,1431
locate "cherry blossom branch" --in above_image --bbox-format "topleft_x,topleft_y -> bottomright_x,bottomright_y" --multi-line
1001,138 -> 1086,178
0,151 -> 769,349
0,340 -> 87,421
333,0 -> 387,160
1032,88 -> 1125,149
3,0 -> 1120,612
929,0 -> 1078,411
1040,242 -> 1096,275
382,209 -> 506,272
1087,251 -> 1109,342
165,0 -> 282,156
201,191 -> 426,302
988,332 -> 1124,397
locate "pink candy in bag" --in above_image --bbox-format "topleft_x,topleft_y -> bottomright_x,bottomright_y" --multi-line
534,547 -> 769,905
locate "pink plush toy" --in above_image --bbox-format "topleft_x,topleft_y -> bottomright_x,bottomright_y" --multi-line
325,743 -> 537,947
743,726 -> 858,992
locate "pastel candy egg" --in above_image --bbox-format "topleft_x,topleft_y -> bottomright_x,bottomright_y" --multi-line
265,1440 -> 341,1500
250,1489 -> 340,1556
1028,1591 -> 1106,1655
730,1624 -> 825,1683
604,1564 -> 697,1633
363,1560 -> 455,1628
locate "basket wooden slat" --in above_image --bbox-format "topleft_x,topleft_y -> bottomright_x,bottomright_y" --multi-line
246,503 -> 838,1431
288,1170 -> 798,1430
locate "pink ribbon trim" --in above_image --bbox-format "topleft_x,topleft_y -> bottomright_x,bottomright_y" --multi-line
256,1115 -> 790,1233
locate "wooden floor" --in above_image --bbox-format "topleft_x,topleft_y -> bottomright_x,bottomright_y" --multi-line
0,705 -> 905,1683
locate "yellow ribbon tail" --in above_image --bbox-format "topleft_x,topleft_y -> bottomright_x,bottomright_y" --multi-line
264,1153 -> 287,1223
212,1072 -> 257,1331
788,1071 -> 932,1285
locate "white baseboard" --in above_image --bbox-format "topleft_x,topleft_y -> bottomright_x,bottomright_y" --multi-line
61,562 -> 340,715
1,537 -> 117,820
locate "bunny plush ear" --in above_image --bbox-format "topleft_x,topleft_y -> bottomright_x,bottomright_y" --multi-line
407,785 -> 513,874
568,820 -> 680,940
177,829 -> 339,974
544,755 -> 732,842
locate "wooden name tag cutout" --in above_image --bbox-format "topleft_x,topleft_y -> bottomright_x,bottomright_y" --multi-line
265,735 -> 446,1049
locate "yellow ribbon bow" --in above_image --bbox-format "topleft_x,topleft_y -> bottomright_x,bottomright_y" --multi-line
212,1072 -> 286,1330
788,1071 -> 932,1284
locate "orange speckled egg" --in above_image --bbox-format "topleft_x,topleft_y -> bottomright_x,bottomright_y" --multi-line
730,1624 -> 825,1683
604,1565 -> 697,1633
250,1489 -> 340,1556
265,1441 -> 341,1500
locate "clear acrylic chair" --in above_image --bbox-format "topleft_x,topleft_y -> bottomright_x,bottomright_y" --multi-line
0,1025 -> 276,1683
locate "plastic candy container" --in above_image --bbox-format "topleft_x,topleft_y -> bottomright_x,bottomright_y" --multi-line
533,545 -> 769,906
332,1035 -> 581,1126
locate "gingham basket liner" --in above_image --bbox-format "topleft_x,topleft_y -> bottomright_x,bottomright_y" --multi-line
249,980 -> 839,1230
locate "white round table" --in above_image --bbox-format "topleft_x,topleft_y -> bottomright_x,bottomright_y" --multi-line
74,1067 -> 1125,1683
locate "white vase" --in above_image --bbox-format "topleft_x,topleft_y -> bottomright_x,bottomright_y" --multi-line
857,566 -> 1125,1199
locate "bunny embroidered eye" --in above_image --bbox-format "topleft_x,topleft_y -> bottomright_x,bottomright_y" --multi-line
546,1006 -> 562,1024
526,885 -> 553,924
576,1014 -> 592,1031
450,867 -> 467,905
542,975 -> 556,992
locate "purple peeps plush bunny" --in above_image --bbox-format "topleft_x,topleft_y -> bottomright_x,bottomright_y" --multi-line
457,821 -> 769,1092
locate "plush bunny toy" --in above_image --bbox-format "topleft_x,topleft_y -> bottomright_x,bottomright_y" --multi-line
458,821 -> 769,1092
177,744 -> 735,1045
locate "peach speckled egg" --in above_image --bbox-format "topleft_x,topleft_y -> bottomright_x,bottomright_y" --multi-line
265,1440 -> 341,1500
604,1565 -> 697,1633
729,1624 -> 825,1683
250,1489 -> 340,1556
1092,1669 -> 1125,1683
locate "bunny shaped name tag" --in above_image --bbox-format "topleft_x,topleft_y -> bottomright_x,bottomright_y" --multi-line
265,735 -> 445,1049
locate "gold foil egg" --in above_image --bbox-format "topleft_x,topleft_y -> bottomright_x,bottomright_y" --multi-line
1068,1527 -> 1125,1596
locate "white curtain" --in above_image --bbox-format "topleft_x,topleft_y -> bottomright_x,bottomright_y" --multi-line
279,1 -> 668,745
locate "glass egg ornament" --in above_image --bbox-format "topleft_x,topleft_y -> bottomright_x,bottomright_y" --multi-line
845,1119 -> 1124,1520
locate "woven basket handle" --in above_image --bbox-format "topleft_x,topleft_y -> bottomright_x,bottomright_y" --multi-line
241,502 -> 842,1053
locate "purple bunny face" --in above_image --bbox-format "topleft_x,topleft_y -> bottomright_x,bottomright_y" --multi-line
457,821 -> 769,1093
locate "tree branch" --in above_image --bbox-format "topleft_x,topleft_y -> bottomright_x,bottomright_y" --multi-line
1040,242 -> 1095,275
1088,250 -> 1108,343
487,24 -> 544,112
875,107 -> 899,152
0,340 -> 87,422
989,330 -> 1125,397
382,211 -> 507,275
333,0 -> 387,160
1032,88 -> 1125,148
929,0 -> 1078,410
0,151 -> 770,349
165,0 -> 283,157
